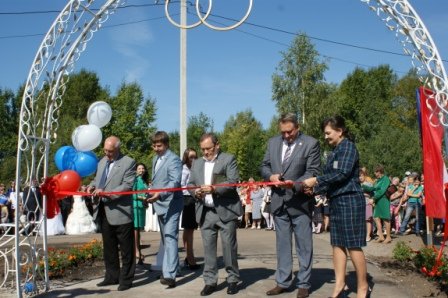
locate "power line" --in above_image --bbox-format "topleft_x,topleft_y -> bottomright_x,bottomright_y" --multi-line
0,15 -> 171,40
187,12 -> 408,73
210,13 -> 448,63
0,3 -> 163,15
0,2 -> 446,65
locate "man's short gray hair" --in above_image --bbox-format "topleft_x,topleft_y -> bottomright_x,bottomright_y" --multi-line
279,113 -> 299,127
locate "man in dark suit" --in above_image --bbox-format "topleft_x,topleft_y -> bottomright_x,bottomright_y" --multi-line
87,136 -> 136,291
188,133 -> 243,296
261,113 -> 320,298
145,131 -> 183,288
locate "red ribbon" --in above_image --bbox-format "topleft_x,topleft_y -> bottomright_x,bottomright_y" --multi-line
420,183 -> 448,278
55,180 -> 293,197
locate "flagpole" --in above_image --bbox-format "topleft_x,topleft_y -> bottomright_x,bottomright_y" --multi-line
426,216 -> 433,245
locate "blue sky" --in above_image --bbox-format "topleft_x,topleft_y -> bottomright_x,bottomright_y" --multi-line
1,0 -> 447,133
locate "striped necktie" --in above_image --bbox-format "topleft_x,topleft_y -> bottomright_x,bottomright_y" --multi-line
282,143 -> 292,168
98,160 -> 112,189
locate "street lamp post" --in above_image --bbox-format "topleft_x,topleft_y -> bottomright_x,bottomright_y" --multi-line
179,0 -> 187,155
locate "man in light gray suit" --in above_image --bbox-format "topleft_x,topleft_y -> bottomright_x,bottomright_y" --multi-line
261,113 -> 320,298
188,133 -> 243,296
145,131 -> 183,288
87,136 -> 136,291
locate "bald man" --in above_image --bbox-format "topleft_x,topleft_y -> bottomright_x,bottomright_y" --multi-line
87,136 -> 136,291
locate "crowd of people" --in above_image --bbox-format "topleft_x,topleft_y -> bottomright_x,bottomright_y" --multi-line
0,112 -> 443,298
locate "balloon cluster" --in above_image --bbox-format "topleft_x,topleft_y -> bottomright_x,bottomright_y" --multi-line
54,101 -> 112,177
44,101 -> 113,218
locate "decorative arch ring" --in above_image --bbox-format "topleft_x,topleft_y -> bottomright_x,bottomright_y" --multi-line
165,0 -> 212,29
195,0 -> 253,31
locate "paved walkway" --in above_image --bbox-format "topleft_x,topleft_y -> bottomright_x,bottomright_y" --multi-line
1,229 -> 431,297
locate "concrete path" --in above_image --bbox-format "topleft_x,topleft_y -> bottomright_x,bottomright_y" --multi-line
1,229 -> 430,297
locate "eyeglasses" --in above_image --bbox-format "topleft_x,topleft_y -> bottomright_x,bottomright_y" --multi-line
200,145 -> 215,152
188,155 -> 197,159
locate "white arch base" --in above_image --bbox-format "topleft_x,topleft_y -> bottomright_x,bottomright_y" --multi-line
1,0 -> 446,297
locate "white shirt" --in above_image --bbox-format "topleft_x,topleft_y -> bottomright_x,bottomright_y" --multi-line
281,140 -> 297,162
106,161 -> 115,178
203,157 -> 216,208
181,164 -> 191,196
154,154 -> 165,174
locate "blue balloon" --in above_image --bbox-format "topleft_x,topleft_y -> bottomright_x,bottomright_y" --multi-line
54,146 -> 77,171
72,151 -> 98,177
24,282 -> 36,294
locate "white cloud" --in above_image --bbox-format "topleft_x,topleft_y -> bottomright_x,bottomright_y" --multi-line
108,13 -> 154,82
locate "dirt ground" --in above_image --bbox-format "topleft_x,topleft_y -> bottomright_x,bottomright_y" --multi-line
362,233 -> 448,298
374,256 -> 447,297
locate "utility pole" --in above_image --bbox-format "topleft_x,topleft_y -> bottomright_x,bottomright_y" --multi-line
179,0 -> 187,155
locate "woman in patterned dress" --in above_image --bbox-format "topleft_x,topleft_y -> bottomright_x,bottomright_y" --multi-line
303,115 -> 369,298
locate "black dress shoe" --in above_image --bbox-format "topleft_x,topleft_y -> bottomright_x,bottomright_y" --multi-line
200,284 -> 217,296
266,285 -> 287,295
160,277 -> 176,288
184,258 -> 201,270
117,284 -> 132,291
227,282 -> 238,295
97,280 -> 119,287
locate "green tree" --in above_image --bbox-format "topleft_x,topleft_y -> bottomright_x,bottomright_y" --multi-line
169,131 -> 180,157
272,33 -> 328,123
47,70 -> 109,176
329,66 -> 422,176
300,82 -> 337,139
0,88 -> 19,182
220,110 -> 266,180
369,69 -> 422,176
102,82 -> 157,167
187,112 -> 214,152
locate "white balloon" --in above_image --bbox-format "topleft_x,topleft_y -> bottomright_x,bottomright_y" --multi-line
71,124 -> 103,152
87,101 -> 112,128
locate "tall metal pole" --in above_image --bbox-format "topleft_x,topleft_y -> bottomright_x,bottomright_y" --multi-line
180,0 -> 187,155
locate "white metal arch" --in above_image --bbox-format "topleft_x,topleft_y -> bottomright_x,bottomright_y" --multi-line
0,0 -> 446,297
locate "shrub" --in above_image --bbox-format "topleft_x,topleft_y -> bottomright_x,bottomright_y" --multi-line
414,246 -> 437,274
392,241 -> 414,262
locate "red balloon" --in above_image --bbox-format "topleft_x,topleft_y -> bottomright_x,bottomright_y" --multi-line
56,170 -> 82,194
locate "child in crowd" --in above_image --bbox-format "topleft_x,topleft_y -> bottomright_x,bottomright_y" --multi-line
312,195 -> 324,234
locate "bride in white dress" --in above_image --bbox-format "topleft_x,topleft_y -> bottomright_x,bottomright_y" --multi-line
41,211 -> 65,236
65,195 -> 97,235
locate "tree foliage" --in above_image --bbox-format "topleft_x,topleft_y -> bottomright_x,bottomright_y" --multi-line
102,81 -> 157,167
0,50 -> 431,186
315,66 -> 421,176
187,112 -> 214,152
220,110 -> 265,180
0,88 -> 20,182
272,33 -> 328,123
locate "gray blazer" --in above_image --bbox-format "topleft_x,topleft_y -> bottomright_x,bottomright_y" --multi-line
90,154 -> 136,225
261,133 -> 321,217
151,149 -> 183,217
188,151 -> 243,224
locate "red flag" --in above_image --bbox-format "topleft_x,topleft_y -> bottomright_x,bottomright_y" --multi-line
419,87 -> 446,218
